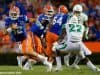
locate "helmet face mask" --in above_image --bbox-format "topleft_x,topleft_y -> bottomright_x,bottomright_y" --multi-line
9,6 -> 20,20
46,10 -> 54,17
9,12 -> 19,20
74,11 -> 81,16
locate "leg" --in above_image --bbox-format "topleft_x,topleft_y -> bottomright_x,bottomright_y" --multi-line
46,31 -> 59,62
53,42 -> 68,71
16,42 -> 23,68
53,50 -> 63,71
79,50 -> 100,72
64,53 -> 71,67
71,55 -> 81,69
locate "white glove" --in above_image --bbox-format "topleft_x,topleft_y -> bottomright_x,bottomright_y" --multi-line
7,27 -> 12,33
52,42 -> 59,52
85,27 -> 89,40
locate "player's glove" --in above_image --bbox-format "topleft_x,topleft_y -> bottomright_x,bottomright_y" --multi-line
85,27 -> 89,40
41,19 -> 49,26
6,27 -> 12,33
52,42 -> 59,52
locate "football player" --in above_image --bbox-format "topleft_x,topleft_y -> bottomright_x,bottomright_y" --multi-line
31,4 -> 54,55
45,5 -> 68,64
5,6 -> 52,71
52,4 -> 100,72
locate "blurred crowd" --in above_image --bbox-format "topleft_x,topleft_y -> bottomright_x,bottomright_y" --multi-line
0,0 -> 100,41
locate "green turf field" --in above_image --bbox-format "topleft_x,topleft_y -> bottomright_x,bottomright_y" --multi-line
0,65 -> 100,75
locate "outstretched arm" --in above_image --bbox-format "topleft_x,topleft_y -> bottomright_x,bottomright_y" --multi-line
83,21 -> 89,40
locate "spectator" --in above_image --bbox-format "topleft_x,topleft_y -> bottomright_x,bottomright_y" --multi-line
89,18 -> 100,41
5,0 -> 27,16
27,5 -> 35,18
86,0 -> 96,16
0,5 -> 5,16
88,15 -> 95,27
95,3 -> 100,20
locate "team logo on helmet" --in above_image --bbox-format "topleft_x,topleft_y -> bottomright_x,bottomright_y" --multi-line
58,5 -> 68,14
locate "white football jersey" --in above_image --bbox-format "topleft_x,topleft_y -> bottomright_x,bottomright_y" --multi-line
76,13 -> 88,25
65,15 -> 85,42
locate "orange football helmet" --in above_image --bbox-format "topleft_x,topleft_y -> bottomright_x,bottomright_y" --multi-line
58,5 -> 68,14
44,4 -> 54,17
9,6 -> 20,20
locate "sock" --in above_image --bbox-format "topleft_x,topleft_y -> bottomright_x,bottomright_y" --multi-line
23,60 -> 32,70
86,60 -> 97,71
17,56 -> 23,67
73,56 -> 81,65
37,55 -> 51,67
64,54 -> 70,66
24,62 -> 29,68
56,56 -> 62,68
35,54 -> 52,70
22,58 -> 28,66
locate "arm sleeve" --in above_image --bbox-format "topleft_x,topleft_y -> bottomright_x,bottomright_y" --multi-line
30,24 -> 38,33
62,15 -> 68,25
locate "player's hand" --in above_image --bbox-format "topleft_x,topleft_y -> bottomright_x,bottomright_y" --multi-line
41,19 -> 49,26
11,24 -> 17,29
52,42 -> 59,51
85,34 -> 89,40
6,27 -> 12,33
85,27 -> 89,40
53,42 -> 59,46
29,18 -> 36,23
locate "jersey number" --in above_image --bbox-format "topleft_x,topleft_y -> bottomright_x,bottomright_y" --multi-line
12,26 -> 23,35
69,24 -> 82,32
53,17 -> 63,25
